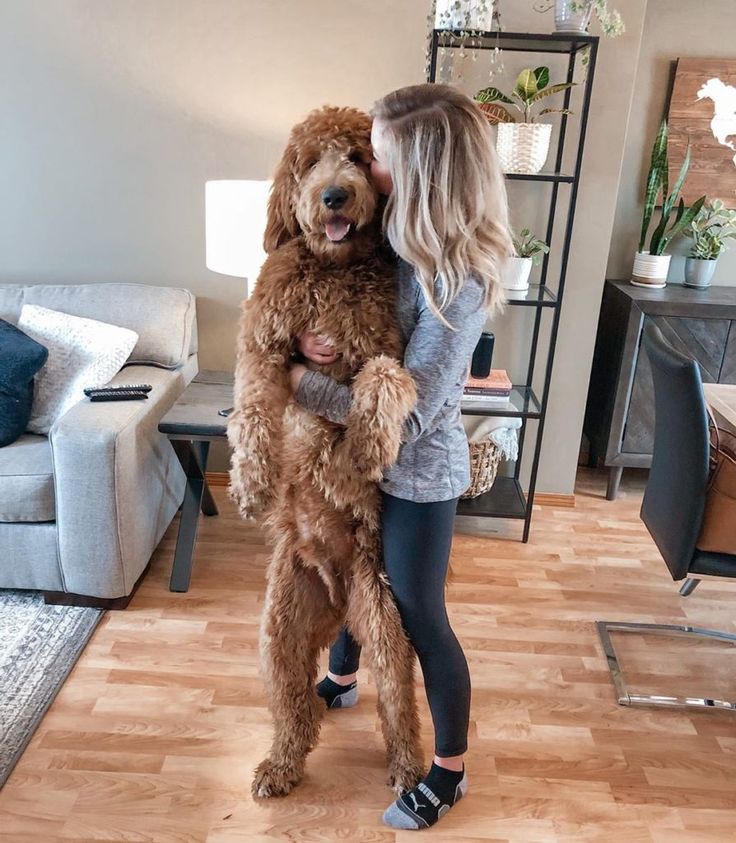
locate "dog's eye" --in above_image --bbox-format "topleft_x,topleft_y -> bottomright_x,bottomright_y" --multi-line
348,152 -> 364,165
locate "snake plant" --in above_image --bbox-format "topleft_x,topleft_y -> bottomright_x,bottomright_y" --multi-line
638,120 -> 706,256
475,67 -> 575,124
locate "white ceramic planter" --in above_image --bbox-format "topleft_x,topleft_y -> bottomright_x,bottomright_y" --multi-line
496,123 -> 552,175
504,256 -> 534,291
555,0 -> 592,32
684,257 -> 718,289
631,251 -> 671,288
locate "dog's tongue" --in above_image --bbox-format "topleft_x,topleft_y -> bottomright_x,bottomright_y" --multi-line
325,217 -> 351,242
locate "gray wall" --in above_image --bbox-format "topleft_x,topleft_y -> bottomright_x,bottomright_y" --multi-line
608,0 -> 736,284
1,0 -> 650,493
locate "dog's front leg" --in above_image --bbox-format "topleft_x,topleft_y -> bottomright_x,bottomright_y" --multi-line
318,356 -> 416,517
227,302 -> 292,521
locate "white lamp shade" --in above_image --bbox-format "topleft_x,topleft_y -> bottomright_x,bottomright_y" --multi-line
205,179 -> 272,295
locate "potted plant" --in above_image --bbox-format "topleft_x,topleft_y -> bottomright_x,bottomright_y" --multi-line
475,67 -> 575,175
684,199 -> 736,289
434,0 -> 495,31
548,0 -> 624,35
633,120 -> 706,289
505,229 -> 550,291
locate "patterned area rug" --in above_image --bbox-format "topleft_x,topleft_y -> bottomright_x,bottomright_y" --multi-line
0,590 -> 103,788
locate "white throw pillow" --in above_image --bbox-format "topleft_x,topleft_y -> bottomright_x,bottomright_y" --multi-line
17,304 -> 139,434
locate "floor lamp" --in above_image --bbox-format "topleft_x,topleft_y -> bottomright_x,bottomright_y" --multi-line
205,179 -> 271,416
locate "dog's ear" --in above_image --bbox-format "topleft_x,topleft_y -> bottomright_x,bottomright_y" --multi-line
264,146 -> 300,253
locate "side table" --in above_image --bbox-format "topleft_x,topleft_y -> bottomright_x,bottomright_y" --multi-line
158,369 -> 233,592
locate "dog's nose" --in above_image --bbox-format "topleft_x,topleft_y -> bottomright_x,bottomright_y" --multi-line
321,186 -> 348,210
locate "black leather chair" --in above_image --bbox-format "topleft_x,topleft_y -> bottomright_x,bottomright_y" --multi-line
597,322 -> 736,711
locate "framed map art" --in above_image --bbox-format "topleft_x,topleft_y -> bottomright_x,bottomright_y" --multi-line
667,58 -> 736,208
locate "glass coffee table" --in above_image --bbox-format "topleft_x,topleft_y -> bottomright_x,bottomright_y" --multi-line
158,369 -> 233,592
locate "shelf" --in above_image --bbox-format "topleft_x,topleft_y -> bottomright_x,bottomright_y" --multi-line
461,386 -> 541,418
506,173 -> 575,183
505,285 -> 557,308
457,477 -> 527,519
434,30 -> 597,54
428,26 -> 598,539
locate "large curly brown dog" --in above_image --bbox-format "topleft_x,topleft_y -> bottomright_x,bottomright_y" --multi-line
227,106 -> 425,799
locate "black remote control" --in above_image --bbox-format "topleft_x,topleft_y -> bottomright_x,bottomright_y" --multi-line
84,384 -> 152,397
89,390 -> 148,402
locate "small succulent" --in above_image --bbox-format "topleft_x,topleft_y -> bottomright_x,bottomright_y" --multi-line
475,66 -> 575,124
688,199 -> 736,260
513,229 -> 550,264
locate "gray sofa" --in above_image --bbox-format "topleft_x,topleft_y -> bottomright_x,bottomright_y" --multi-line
0,283 -> 198,606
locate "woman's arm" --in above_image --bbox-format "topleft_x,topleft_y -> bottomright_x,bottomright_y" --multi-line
293,276 -> 488,441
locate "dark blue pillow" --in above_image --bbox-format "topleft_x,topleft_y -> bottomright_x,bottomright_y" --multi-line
0,319 -> 49,447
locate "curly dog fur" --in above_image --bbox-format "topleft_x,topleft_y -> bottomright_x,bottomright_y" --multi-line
227,106 -> 425,799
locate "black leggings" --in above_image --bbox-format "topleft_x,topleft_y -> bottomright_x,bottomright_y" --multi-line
329,491 -> 470,757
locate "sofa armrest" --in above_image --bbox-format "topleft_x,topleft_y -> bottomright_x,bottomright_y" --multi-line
49,365 -> 188,598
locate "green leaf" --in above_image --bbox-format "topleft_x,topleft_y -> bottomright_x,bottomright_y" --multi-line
649,208 -> 669,255
514,69 -> 538,103
537,108 -> 575,119
529,82 -> 577,104
659,196 -> 706,253
533,66 -> 550,90
476,102 -> 515,124
667,143 -> 692,214
639,121 -> 668,251
474,86 -> 514,105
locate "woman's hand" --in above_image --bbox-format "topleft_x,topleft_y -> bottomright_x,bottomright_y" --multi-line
298,331 -> 339,365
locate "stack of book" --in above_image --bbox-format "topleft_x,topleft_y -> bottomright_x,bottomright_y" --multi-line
463,369 -> 512,403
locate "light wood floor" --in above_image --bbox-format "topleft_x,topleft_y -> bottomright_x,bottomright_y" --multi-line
2,469 -> 736,842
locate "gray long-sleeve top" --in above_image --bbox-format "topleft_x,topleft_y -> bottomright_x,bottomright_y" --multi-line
295,259 -> 489,502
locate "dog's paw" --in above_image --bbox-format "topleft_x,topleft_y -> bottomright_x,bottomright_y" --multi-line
251,758 -> 302,799
386,759 -> 424,796
228,473 -> 273,522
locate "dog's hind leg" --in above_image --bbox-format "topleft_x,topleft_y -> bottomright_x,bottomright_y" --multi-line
253,539 -> 342,798
346,525 -> 425,796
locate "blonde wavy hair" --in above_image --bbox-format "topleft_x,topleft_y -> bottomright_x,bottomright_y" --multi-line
372,83 -> 512,327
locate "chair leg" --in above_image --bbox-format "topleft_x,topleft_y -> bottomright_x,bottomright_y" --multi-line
679,578 -> 701,597
596,621 -> 736,711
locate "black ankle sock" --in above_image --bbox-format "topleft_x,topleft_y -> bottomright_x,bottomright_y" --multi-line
387,763 -> 466,829
315,675 -> 357,708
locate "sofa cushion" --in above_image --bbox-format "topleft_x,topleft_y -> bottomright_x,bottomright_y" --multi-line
18,305 -> 139,435
0,283 -> 197,369
18,304 -> 138,433
0,434 -> 55,522
0,319 -> 49,447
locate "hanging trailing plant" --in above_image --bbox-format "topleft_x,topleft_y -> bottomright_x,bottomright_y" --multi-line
532,0 -> 624,36
425,1 -> 504,85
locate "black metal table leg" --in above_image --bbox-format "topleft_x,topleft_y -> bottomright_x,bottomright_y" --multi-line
169,439 -> 218,592
196,441 -> 219,517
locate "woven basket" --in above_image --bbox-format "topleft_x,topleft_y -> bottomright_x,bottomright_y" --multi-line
462,439 -> 503,499
496,123 -> 552,175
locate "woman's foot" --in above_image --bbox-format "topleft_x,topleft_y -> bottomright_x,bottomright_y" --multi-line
315,675 -> 359,709
382,763 -> 467,830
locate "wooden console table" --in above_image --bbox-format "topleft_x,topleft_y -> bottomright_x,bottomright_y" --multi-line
585,280 -> 736,499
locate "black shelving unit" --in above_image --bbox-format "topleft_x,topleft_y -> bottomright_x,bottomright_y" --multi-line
427,29 -> 599,541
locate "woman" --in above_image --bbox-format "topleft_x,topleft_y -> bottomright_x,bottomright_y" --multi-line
288,83 -> 512,830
